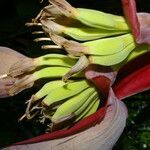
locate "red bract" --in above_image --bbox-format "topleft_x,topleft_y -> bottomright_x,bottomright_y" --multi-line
121,0 -> 150,44
114,52 -> 150,100
14,107 -> 107,145
121,0 -> 140,41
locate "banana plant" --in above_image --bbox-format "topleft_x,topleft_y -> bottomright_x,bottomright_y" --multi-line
0,0 -> 149,149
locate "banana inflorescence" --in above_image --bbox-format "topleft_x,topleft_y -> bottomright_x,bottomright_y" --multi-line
2,0 -> 149,131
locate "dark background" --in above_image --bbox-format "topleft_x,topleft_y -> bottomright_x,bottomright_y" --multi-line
0,0 -> 149,149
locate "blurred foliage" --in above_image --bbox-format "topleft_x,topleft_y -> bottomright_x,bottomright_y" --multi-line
114,91 -> 150,150
0,0 -> 149,149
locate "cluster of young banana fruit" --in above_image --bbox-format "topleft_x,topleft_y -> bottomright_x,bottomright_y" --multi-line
7,0 -> 149,131
26,0 -> 138,81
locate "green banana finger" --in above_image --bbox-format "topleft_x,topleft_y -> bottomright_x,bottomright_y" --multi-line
9,67 -> 83,96
42,80 -> 90,107
112,44 -> 150,71
34,66 -> 82,78
74,91 -> 99,116
35,54 -> 77,67
75,98 -> 100,122
41,19 -> 128,41
65,27 -> 127,41
82,99 -> 100,118
76,8 -> 129,30
123,44 -> 150,62
49,0 -> 129,31
89,42 -> 136,66
9,54 -> 77,77
83,34 -> 135,55
32,80 -> 66,101
51,87 -> 96,124
50,33 -> 135,56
